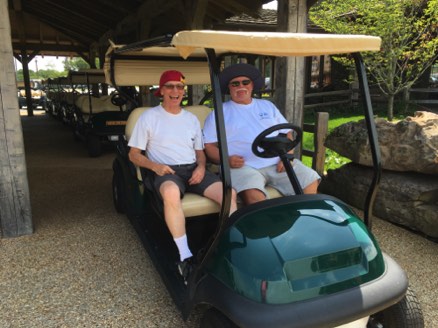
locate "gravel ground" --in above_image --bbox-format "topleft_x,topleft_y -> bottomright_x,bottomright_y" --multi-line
1,112 -> 437,327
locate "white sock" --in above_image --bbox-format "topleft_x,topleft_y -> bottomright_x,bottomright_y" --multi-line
174,234 -> 193,261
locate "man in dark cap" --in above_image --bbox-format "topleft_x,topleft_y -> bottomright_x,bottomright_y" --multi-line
128,70 -> 237,284
203,63 -> 320,205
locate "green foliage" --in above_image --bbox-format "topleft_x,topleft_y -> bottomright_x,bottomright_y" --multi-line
309,0 -> 438,120
16,68 -> 67,82
63,57 -> 91,71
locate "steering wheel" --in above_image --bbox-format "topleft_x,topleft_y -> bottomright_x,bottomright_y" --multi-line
111,93 -> 127,107
252,123 -> 302,158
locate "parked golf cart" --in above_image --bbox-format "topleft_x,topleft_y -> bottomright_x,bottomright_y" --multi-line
46,76 -> 72,121
107,31 -> 423,328
17,80 -> 47,110
69,69 -> 133,157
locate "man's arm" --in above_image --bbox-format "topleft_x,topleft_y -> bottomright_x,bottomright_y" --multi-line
188,149 -> 207,185
205,142 -> 244,168
204,142 -> 221,164
128,147 -> 175,176
276,130 -> 295,172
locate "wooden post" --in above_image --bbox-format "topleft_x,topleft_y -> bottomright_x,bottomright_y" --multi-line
274,0 -> 308,158
0,0 -> 33,237
20,50 -> 34,116
302,112 -> 329,177
313,112 -> 329,176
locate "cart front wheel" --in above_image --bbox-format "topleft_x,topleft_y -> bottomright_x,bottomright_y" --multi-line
200,308 -> 238,328
368,286 -> 424,328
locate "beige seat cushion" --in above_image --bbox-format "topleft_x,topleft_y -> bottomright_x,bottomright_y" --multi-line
125,105 -> 283,217
76,95 -> 122,114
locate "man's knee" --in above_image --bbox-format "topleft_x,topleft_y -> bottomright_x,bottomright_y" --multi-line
240,188 -> 266,205
303,180 -> 319,194
160,181 -> 181,201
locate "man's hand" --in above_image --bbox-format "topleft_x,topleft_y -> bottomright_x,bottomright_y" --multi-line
229,155 -> 245,168
276,160 -> 285,173
188,165 -> 205,185
153,164 -> 175,176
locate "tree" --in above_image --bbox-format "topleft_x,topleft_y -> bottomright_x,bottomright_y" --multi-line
310,0 -> 438,120
63,57 -> 90,71
16,68 -> 66,82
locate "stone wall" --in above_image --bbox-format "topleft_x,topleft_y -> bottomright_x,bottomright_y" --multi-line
319,111 -> 438,239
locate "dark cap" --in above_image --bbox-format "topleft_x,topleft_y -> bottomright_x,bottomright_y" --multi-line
219,63 -> 264,94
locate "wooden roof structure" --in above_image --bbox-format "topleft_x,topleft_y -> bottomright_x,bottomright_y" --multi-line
8,0 -> 274,60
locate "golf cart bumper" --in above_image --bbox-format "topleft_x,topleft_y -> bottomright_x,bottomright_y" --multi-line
195,253 -> 407,328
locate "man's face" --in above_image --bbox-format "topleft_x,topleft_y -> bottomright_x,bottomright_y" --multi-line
160,80 -> 185,105
228,76 -> 253,105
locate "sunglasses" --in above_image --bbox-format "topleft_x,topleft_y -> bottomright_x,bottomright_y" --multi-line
229,79 -> 252,87
163,84 -> 185,90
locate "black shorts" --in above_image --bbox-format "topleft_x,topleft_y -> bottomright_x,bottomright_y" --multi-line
153,163 -> 220,198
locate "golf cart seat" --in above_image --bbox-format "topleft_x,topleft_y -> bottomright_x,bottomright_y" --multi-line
126,105 -> 222,217
75,94 -> 122,115
126,106 -> 283,217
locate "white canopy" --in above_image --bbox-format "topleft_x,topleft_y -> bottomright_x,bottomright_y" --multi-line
104,30 -> 382,87
172,30 -> 382,59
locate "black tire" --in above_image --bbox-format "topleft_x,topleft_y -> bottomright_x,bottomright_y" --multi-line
200,308 -> 238,328
368,287 -> 424,328
112,170 -> 126,214
87,134 -> 102,157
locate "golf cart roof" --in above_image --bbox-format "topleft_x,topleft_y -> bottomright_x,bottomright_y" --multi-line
68,69 -> 106,84
171,30 -> 381,58
104,30 -> 381,87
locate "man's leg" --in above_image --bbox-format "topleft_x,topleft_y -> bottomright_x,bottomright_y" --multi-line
203,181 -> 238,214
159,180 -> 192,261
264,160 -> 320,196
239,189 -> 266,205
230,166 -> 267,206
303,180 -> 319,194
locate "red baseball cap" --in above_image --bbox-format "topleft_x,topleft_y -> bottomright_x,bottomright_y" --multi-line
154,70 -> 186,97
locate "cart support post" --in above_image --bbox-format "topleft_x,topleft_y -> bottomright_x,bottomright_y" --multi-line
353,53 -> 382,230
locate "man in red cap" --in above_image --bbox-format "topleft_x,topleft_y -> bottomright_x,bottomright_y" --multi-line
128,70 -> 237,284
204,63 -> 320,205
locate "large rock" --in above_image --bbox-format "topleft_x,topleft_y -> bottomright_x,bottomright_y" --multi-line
319,163 -> 438,239
325,111 -> 438,174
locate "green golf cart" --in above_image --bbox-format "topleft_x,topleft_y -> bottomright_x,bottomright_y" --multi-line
108,31 -> 423,328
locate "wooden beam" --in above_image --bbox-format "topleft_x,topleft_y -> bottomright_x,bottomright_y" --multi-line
12,42 -> 88,53
210,0 -> 261,17
274,0 -> 307,158
20,50 -> 34,116
0,0 -> 33,237
183,0 -> 209,29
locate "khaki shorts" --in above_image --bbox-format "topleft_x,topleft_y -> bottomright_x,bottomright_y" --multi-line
230,160 -> 320,196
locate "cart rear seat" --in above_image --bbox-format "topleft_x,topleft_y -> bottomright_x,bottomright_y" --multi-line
125,106 -> 282,218
75,95 -> 121,114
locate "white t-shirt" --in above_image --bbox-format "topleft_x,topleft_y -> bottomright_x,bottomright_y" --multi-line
128,105 -> 203,165
203,98 -> 288,169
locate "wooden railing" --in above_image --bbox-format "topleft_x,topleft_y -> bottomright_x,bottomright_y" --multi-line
408,88 -> 438,107
304,90 -> 352,110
